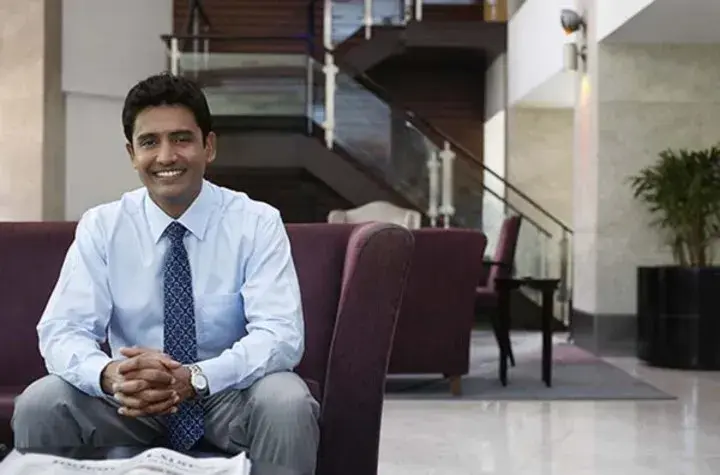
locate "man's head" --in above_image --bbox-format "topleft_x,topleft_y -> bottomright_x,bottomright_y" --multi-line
122,73 -> 216,218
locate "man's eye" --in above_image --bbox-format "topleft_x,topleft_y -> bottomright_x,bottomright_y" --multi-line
140,139 -> 157,148
173,136 -> 192,143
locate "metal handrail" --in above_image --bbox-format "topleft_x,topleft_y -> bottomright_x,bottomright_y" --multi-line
316,45 -> 572,234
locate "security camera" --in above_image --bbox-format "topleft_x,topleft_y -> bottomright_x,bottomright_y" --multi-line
560,9 -> 585,34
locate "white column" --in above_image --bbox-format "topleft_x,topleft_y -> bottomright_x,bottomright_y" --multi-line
439,141 -> 456,228
427,150 -> 440,227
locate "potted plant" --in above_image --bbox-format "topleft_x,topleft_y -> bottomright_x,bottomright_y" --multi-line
629,145 -> 720,369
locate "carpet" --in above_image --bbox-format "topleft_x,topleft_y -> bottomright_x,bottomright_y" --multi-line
384,342 -> 675,401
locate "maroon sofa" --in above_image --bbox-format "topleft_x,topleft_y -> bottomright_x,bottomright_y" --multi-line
0,221 -> 414,475
387,228 -> 487,395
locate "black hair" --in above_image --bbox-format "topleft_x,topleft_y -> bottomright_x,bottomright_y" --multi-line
121,73 -> 212,145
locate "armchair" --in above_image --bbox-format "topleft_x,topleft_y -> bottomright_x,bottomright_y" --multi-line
388,228 -> 487,396
328,201 -> 422,229
475,215 -> 523,367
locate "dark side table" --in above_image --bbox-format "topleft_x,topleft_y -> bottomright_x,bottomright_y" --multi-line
495,277 -> 560,387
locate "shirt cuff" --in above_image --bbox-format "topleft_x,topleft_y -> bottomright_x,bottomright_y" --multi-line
197,354 -> 238,395
78,353 -> 113,398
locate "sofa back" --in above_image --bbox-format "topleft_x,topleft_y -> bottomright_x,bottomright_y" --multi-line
0,222 -> 356,391
0,222 -> 77,386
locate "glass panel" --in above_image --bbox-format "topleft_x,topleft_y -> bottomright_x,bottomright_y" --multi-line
452,153 -> 548,274
331,0 -> 406,45
329,67 -> 432,212
505,185 -> 573,323
170,38 -> 311,116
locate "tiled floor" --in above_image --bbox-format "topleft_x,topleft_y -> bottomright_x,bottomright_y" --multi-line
378,332 -> 720,474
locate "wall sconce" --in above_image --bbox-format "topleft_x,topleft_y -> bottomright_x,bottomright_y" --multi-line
560,9 -> 587,72
564,42 -> 587,72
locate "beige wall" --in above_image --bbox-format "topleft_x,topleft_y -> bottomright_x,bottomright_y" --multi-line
583,43 -> 720,315
507,107 -> 573,229
0,0 -> 64,220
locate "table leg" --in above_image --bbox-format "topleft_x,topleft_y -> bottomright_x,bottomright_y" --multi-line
497,286 -> 511,386
541,289 -> 554,387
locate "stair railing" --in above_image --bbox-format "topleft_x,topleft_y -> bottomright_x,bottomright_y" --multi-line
319,44 -> 573,323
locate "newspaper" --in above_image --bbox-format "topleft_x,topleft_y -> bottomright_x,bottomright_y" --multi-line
0,447 -> 250,475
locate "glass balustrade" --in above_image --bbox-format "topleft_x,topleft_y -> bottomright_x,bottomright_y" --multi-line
163,36 -> 313,116
328,0 -> 408,45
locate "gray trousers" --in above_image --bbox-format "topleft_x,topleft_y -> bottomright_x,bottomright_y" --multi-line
11,371 -> 320,474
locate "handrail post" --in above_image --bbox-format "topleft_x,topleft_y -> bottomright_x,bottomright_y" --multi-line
306,57 -> 314,136
364,0 -> 373,39
323,0 -> 337,149
403,0 -> 412,24
415,0 -> 423,21
170,37 -> 180,75
203,38 -> 209,71
427,150 -> 440,227
558,230 -> 570,324
439,141 -> 456,228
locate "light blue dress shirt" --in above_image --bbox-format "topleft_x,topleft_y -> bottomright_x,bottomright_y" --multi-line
37,180 -> 305,398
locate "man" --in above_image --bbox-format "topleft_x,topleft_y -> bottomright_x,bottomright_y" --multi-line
11,73 -> 320,474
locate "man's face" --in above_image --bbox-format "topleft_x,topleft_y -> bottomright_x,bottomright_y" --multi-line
127,105 -> 216,214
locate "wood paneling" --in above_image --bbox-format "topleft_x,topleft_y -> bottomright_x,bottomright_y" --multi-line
367,48 -> 485,125
172,0 -> 323,53
366,47 -> 486,168
205,167 -> 353,223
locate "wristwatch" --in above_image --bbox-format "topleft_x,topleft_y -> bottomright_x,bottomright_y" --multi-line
187,364 -> 210,398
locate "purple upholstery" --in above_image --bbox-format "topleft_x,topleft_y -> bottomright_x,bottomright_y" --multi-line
476,215 -> 522,302
388,228 -> 487,379
0,221 -> 414,475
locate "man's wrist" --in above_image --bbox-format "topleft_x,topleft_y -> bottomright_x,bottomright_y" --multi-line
100,361 -> 120,395
177,366 -> 196,400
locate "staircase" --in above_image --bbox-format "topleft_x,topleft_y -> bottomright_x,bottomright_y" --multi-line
164,0 -> 573,325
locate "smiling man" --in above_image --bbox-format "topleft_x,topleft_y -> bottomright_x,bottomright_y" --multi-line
11,74 -> 319,474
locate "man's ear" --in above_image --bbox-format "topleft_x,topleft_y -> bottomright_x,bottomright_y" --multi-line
126,142 -> 136,169
205,131 -> 217,165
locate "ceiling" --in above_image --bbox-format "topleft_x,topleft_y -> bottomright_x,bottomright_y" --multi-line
606,0 -> 720,43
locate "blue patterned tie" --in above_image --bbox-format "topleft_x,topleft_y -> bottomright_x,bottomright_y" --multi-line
162,221 -> 204,451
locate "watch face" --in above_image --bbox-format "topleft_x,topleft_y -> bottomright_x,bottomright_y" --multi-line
191,373 -> 208,391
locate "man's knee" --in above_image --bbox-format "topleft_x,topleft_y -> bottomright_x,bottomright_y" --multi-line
249,372 -> 319,425
12,375 -> 82,430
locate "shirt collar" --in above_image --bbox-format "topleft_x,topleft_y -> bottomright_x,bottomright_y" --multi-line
145,180 -> 216,243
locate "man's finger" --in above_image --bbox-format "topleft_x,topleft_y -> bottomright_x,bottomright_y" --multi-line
123,369 -> 175,387
113,379 -> 150,395
160,358 -> 183,369
117,353 -> 181,374
117,356 -> 163,374
119,397 -> 179,418
114,393 -> 146,410
119,347 -> 158,358
115,389 -> 176,410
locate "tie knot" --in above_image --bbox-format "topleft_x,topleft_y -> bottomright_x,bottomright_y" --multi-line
165,221 -> 187,245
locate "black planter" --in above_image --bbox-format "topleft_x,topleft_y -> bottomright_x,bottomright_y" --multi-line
637,265 -> 720,369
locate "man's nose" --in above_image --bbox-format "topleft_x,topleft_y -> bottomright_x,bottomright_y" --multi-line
156,140 -> 176,165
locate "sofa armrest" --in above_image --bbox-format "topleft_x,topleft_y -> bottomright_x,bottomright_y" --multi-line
316,223 -> 414,475
478,258 -> 513,286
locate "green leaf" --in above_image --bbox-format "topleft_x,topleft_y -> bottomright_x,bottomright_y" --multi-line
627,145 -> 720,267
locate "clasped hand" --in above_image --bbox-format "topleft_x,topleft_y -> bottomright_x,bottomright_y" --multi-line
103,347 -> 193,418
